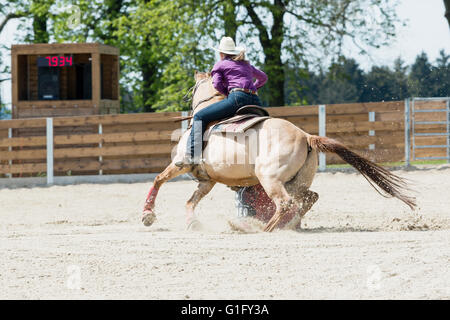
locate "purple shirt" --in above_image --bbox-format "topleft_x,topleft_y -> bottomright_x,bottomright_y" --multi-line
211,58 -> 268,96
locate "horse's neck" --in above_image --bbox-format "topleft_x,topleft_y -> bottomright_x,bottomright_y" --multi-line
194,96 -> 224,114
192,81 -> 225,114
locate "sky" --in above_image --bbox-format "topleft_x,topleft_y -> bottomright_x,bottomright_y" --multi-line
355,0 -> 450,70
1,0 -> 450,108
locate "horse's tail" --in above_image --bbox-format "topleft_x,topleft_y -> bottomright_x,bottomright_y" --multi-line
307,135 -> 416,210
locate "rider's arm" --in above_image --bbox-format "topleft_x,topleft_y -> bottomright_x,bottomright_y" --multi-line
211,62 -> 228,95
252,66 -> 268,89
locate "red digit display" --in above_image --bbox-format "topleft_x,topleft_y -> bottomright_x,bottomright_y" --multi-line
39,56 -> 73,67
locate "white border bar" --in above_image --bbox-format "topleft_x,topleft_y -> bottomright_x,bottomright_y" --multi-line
318,104 -> 326,171
46,117 -> 54,185
181,111 -> 189,133
7,128 -> 12,178
404,98 -> 411,167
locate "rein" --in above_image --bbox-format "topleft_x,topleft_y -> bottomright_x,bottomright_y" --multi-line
192,92 -> 222,111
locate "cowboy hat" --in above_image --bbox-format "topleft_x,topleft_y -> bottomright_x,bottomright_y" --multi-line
212,36 -> 245,55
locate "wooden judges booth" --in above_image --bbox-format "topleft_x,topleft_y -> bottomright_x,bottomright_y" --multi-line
11,43 -> 120,119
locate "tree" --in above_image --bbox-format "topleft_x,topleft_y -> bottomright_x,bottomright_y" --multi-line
114,0 -> 214,112
1,0 -> 54,43
30,0 -> 53,43
392,57 -> 409,100
0,52 -> 11,119
444,0 -> 450,28
317,58 -> 364,104
362,66 -> 398,102
51,0 -> 124,44
283,64 -> 309,106
0,1 -> 29,35
408,52 -> 433,97
430,49 -> 450,97
222,0 -> 238,41
200,0 -> 400,107
50,0 -> 214,112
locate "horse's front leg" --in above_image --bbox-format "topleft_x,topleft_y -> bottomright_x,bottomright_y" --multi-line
185,181 -> 216,230
142,163 -> 190,226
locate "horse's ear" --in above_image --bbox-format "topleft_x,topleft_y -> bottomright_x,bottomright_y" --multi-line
207,72 -> 211,77
194,70 -> 199,81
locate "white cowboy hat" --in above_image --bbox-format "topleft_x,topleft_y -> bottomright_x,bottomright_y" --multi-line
212,36 -> 245,55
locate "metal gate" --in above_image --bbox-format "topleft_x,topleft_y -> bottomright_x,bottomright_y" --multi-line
406,97 -> 450,164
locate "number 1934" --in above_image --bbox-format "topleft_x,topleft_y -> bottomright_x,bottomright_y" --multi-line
45,56 -> 73,67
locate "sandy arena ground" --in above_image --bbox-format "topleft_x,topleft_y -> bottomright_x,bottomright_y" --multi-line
0,165 -> 449,299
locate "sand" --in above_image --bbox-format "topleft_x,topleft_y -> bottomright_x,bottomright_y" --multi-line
0,165 -> 449,299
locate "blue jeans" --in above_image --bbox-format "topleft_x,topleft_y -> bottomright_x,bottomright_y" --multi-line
188,91 -> 262,161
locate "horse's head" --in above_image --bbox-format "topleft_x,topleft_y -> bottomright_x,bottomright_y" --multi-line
194,70 -> 211,82
191,71 -> 224,114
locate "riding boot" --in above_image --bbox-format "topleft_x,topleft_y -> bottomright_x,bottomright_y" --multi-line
174,155 -> 195,168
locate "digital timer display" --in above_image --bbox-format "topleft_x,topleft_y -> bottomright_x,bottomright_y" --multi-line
37,56 -> 73,67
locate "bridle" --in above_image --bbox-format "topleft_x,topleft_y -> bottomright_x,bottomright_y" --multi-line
184,77 -> 222,112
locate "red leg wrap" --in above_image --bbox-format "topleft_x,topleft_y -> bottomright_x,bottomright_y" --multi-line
144,186 -> 159,211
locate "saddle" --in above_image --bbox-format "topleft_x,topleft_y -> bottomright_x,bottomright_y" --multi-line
189,105 -> 270,182
203,105 -> 270,142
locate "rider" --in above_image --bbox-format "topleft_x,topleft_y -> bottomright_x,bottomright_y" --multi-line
175,36 -> 268,168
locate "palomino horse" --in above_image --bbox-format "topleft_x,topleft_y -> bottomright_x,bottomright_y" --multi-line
142,72 -> 416,232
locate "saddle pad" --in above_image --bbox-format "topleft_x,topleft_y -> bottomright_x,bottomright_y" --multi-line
203,114 -> 270,142
210,114 -> 269,135
217,114 -> 269,131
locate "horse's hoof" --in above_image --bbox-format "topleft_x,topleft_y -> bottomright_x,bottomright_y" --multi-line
186,219 -> 202,231
142,210 -> 157,227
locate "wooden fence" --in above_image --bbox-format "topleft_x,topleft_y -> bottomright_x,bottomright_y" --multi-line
0,112 -> 180,178
268,100 -> 406,165
0,99 -> 448,181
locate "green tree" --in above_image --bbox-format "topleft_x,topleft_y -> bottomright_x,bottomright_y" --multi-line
30,0 -> 54,43
200,0 -> 400,107
444,0 -> 450,27
391,57 -> 409,100
50,0 -> 214,112
283,64 -> 309,106
222,0 -> 238,41
0,52 -> 11,119
0,0 -> 31,36
430,49 -> 450,97
2,0 -> 55,43
114,0 -> 213,112
51,0 -> 124,44
408,52 -> 433,97
304,58 -> 363,104
362,66 -> 399,102
360,58 -> 410,103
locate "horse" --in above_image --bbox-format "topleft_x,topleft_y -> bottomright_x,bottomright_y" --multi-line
142,71 -> 416,232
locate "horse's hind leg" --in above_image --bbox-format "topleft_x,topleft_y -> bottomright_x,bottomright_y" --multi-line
142,164 -> 190,226
185,181 -> 216,230
285,189 -> 319,230
299,190 -> 318,217
257,178 -> 300,232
